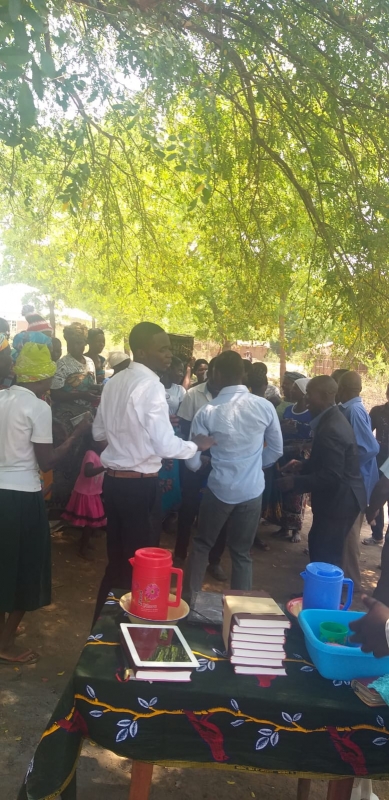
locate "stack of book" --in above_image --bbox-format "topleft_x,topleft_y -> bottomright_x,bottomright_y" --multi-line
120,623 -> 199,682
222,591 -> 290,676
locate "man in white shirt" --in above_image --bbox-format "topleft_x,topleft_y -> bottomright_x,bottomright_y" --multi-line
175,358 -> 228,581
92,322 -> 214,620
184,351 -> 283,600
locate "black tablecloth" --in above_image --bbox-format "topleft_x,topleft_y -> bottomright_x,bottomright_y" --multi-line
19,592 -> 389,799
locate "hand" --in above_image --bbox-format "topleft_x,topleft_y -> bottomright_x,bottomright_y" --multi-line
349,595 -> 389,658
282,459 -> 303,474
169,414 -> 180,427
192,434 -> 216,452
281,420 -> 298,433
366,505 -> 379,524
200,455 -> 211,468
276,475 -> 295,492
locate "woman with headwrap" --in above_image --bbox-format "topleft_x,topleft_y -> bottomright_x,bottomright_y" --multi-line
50,323 -> 101,509
278,370 -> 306,420
276,376 -> 312,543
0,343 -> 89,664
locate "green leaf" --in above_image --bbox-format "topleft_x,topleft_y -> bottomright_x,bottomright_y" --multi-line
187,198 -> 197,211
22,4 -> 46,32
0,45 -> 30,65
40,49 -> 56,77
31,57 -> 43,99
18,80 -> 36,128
201,186 -> 212,204
13,20 -> 29,50
165,153 -> 176,161
175,163 -> 187,172
9,0 -> 21,22
0,65 -> 24,78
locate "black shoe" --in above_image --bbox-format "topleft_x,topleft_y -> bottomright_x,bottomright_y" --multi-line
207,563 -> 228,581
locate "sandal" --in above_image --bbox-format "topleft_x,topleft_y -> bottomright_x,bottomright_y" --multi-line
0,650 -> 39,665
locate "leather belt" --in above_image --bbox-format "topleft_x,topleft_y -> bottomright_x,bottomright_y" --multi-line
106,469 -> 158,479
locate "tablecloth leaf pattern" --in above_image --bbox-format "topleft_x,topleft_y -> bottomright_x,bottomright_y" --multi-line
18,592 -> 389,800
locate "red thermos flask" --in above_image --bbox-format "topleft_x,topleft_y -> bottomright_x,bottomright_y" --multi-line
129,547 -> 183,620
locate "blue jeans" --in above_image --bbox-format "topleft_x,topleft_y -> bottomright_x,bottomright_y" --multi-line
184,487 -> 262,600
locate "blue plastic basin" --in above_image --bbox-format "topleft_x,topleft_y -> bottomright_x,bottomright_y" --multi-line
299,609 -> 389,681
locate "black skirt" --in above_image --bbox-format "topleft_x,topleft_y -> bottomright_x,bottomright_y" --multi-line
0,488 -> 51,613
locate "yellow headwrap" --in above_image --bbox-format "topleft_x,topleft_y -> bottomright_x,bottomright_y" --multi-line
0,333 -> 9,353
14,342 -> 56,383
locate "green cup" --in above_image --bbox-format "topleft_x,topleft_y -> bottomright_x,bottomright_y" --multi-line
319,621 -> 348,645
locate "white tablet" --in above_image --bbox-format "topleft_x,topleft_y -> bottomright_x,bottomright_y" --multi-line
120,623 -> 199,669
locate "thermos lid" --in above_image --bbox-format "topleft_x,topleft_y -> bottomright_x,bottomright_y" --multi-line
133,547 -> 172,567
305,562 -> 344,580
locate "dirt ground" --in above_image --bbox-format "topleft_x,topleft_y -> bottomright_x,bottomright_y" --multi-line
2,514 -> 389,800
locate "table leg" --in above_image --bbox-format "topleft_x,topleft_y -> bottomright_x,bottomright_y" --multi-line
129,760 -> 154,800
297,778 -> 311,799
326,778 -> 354,800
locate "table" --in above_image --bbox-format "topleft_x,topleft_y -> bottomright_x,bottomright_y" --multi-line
18,592 -> 389,800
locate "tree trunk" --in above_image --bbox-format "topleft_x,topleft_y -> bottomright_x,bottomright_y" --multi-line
279,311 -> 286,384
48,299 -> 56,336
222,340 -> 232,351
92,318 -> 96,329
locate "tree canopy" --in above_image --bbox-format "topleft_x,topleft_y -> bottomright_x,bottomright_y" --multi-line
0,0 -> 388,358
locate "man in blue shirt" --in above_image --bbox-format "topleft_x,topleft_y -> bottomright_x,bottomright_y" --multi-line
184,351 -> 283,600
338,371 -> 379,591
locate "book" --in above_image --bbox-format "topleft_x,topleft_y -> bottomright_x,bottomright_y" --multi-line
132,669 -> 193,682
223,593 -> 289,650
231,624 -> 286,637
231,633 -> 285,647
231,647 -> 285,660
120,623 -> 199,682
234,665 -> 287,676
187,591 -> 224,626
231,654 -> 284,666
351,678 -> 385,707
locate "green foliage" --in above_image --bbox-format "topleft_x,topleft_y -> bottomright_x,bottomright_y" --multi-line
0,0 -> 388,357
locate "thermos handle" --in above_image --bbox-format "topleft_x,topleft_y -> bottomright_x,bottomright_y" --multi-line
342,578 -> 354,611
300,571 -> 307,579
129,558 -> 135,567
168,568 -> 183,608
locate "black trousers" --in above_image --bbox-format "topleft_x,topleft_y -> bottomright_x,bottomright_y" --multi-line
308,500 -> 360,567
374,537 -> 389,605
93,475 -> 159,624
371,503 -> 389,542
174,465 -> 227,564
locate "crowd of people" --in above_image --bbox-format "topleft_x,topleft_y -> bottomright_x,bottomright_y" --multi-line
1,312 -> 389,665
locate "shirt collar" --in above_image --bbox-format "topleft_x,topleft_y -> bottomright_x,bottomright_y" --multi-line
130,361 -> 160,381
217,385 -> 249,397
340,397 -> 362,409
310,405 -> 335,430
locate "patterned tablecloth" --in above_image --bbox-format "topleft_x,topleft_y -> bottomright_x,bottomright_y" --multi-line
19,592 -> 389,800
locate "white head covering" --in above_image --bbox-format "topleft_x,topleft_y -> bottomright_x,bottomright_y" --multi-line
294,377 -> 310,395
108,351 -> 130,368
265,384 -> 281,400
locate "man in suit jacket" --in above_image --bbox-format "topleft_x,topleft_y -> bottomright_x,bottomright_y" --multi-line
278,375 -> 366,566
